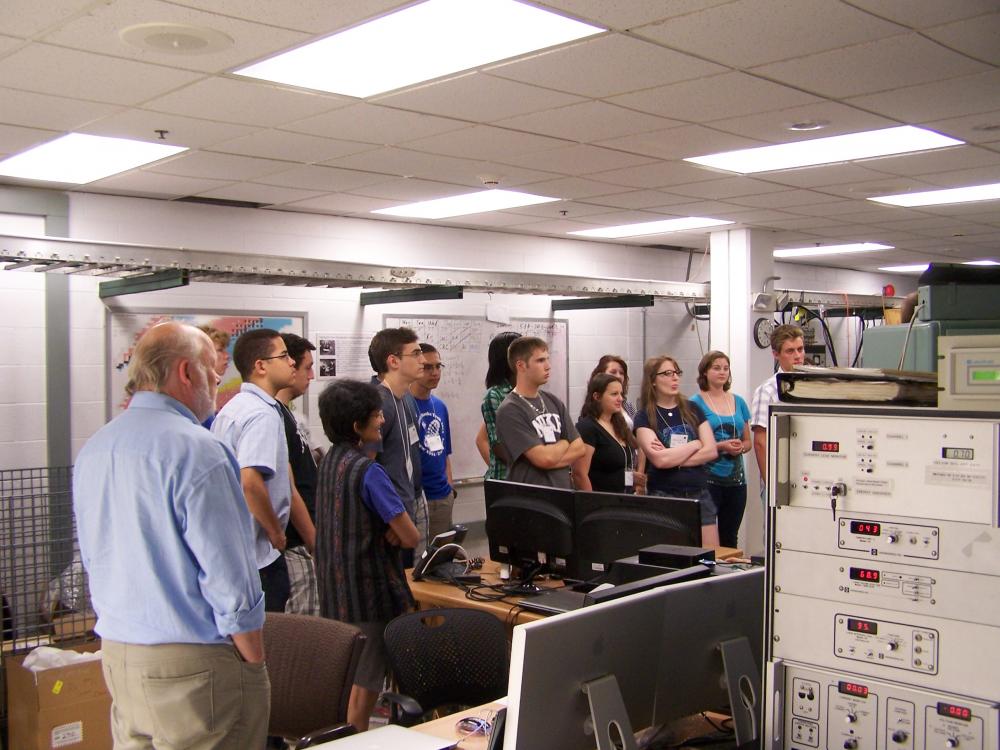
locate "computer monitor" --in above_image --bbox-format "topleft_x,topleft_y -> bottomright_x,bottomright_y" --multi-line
504,568 -> 765,750
574,490 -> 701,580
484,480 -> 576,589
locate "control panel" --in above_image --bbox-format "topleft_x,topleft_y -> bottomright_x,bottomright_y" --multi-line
833,614 -> 938,674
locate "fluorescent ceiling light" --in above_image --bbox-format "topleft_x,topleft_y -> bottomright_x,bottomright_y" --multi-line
0,133 -> 186,184
868,182 -> 1000,207
234,0 -> 603,98
568,217 -> 732,239
963,259 -> 1000,266
373,189 -> 559,219
879,264 -> 929,273
773,242 -> 892,259
684,126 -> 963,174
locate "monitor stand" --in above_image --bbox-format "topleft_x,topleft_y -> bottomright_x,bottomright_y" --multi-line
719,636 -> 760,747
582,674 -> 638,750
502,561 -> 545,596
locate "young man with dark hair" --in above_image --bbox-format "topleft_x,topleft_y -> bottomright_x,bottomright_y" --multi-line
368,327 -> 429,553
213,328 -> 315,613
409,342 -> 456,539
276,332 -> 320,616
750,323 -> 805,486
495,336 -> 585,488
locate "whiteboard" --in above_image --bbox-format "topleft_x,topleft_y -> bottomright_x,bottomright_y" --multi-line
384,315 -> 569,481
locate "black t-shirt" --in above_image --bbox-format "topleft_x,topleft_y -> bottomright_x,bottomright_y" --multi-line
279,402 -> 317,549
576,416 -> 634,494
633,402 -> 709,494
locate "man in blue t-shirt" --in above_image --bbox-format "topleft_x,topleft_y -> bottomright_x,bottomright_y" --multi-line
409,342 -> 455,540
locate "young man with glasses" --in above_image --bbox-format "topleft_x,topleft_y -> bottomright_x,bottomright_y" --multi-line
409,342 -> 456,539
213,328 -> 314,613
368,327 -> 429,556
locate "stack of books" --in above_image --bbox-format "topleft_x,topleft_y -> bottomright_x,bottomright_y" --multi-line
777,366 -> 938,406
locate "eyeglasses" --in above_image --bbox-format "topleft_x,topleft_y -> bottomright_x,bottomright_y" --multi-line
423,363 -> 445,371
656,369 -> 683,378
395,349 -> 424,359
260,351 -> 293,362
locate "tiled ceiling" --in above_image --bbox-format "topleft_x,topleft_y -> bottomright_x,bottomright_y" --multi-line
0,0 -> 998,272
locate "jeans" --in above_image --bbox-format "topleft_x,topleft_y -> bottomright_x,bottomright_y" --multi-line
706,483 -> 747,548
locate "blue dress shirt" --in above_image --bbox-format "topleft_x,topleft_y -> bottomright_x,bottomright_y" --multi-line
73,391 -> 264,645
211,382 -> 291,568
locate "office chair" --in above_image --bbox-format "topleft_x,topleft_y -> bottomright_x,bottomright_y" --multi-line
382,608 -> 508,726
263,612 -> 366,748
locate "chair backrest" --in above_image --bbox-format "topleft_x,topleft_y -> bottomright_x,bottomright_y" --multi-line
384,608 -> 508,717
264,613 -> 365,740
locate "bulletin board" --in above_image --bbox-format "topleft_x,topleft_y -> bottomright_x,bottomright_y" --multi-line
106,310 -> 306,418
384,315 -> 569,481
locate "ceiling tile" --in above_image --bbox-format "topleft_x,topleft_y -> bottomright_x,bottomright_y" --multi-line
143,77 -> 347,127
642,199 -> 751,217
511,176 -> 633,200
40,0 -> 310,73
495,102 -> 677,144
707,102 -> 897,144
924,110 -> 1000,145
762,164 -> 912,190
843,0 -> 998,29
752,33 -> 988,99
146,151 -> 291,181
278,193 -> 399,215
0,35 -> 24,55
506,217 -> 605,234
532,0 -> 732,30
0,123 -> 60,157
3,0 -> 98,37
599,125 -> 766,161
847,70 -> 1000,123
856,145 -> 1000,178
438,211 -> 539,228
285,103 -> 466,145
255,165 -> 391,192
579,209 -> 674,225
502,200 -> 610,219
79,109 -> 258,149
85,170 -> 233,198
486,34 -> 725,98
589,160 -> 724,189
499,144 -> 657,175
0,44 -> 202,105
350,178 -> 472,202
0,87 -> 121,132
664,176 -> 791,201
193,183 -> 325,205
913,164 -> 1000,188
815,177 -> 937,200
373,73 -> 585,123
404,126 -> 569,161
581,189 -> 691,209
168,0 -> 409,35
210,130 -> 374,162
924,12 -> 1000,65
635,0 -> 904,68
729,189 -> 847,209
609,72 -> 820,122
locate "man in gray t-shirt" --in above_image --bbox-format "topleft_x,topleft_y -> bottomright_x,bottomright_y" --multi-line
495,337 -> 585,489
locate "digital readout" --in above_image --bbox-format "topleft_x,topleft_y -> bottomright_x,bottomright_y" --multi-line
942,447 -> 974,460
850,520 -> 881,536
838,681 -> 869,698
937,702 -> 972,722
811,440 -> 840,453
847,617 -> 877,635
849,567 -> 880,583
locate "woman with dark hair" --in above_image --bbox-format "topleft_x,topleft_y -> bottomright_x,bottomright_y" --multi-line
589,355 -> 636,424
475,330 -> 520,479
690,351 -> 751,548
572,373 -> 639,493
633,356 -> 720,547
315,379 -> 419,731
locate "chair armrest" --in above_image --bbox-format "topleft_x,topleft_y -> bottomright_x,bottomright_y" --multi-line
294,722 -> 357,748
380,691 -> 425,726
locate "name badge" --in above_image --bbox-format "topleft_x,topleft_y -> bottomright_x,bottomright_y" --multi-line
426,433 -> 445,452
408,424 -> 419,445
541,425 -> 557,444
670,433 -> 688,447
624,470 -> 634,487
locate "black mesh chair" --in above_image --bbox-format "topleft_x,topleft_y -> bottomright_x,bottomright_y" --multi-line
264,613 -> 365,748
382,608 -> 508,726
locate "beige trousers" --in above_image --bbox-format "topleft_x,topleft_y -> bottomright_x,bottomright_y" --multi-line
101,640 -> 270,750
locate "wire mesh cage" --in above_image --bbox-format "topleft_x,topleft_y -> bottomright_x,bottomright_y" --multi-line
0,466 -> 94,654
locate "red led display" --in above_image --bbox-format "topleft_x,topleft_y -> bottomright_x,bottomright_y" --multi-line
811,440 -> 841,453
847,617 -> 878,635
850,520 -> 881,536
937,702 -> 972,722
850,567 -> 881,583
838,681 -> 869,698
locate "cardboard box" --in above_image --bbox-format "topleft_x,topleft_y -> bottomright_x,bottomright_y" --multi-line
6,642 -> 111,750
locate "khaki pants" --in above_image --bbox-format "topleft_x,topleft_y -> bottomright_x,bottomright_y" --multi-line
101,640 -> 270,750
426,495 -> 455,541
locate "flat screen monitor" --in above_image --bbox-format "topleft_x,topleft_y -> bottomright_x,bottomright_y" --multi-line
484,479 -> 576,583
574,490 -> 701,580
504,568 -> 765,750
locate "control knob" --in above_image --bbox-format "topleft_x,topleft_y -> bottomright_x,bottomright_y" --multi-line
945,739 -> 960,748
845,713 -> 858,724
844,740 -> 858,749
892,730 -> 909,744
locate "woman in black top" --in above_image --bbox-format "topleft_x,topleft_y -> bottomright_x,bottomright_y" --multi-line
572,373 -> 638,493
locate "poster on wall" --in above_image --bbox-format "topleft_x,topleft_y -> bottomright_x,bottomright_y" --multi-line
108,311 -> 305,417
314,333 -> 375,381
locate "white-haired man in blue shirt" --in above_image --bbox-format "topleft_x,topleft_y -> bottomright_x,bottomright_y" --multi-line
74,322 -> 269,749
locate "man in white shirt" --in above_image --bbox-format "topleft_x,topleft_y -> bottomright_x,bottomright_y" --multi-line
750,324 -> 805,488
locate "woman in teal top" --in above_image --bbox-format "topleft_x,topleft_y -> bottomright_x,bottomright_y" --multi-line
690,351 -> 751,548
